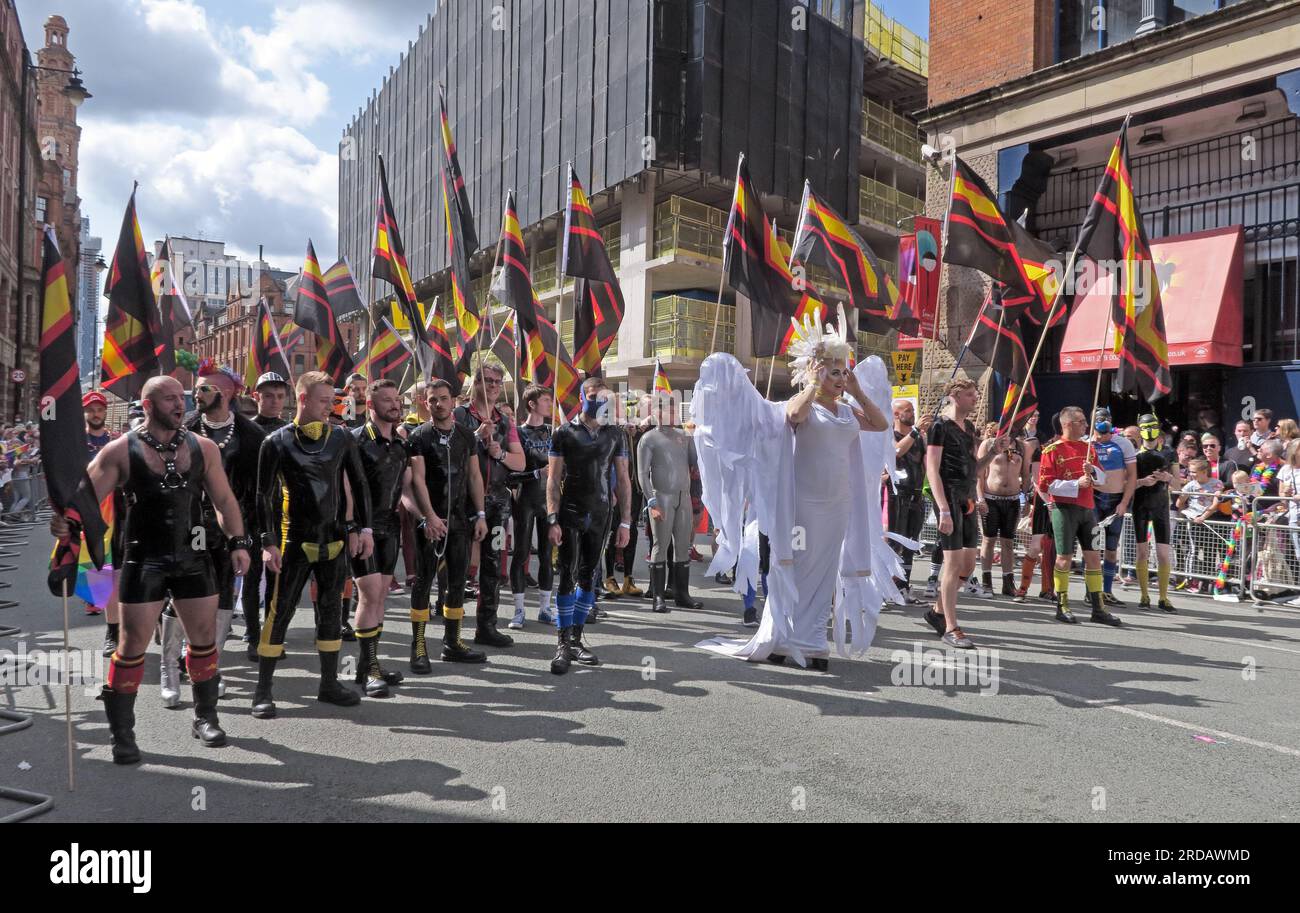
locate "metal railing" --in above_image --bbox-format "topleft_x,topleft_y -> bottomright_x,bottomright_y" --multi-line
862,98 -> 923,162
860,176 -> 924,228
864,0 -> 929,77
1246,496 -> 1300,601
653,196 -> 727,263
915,503 -> 1252,596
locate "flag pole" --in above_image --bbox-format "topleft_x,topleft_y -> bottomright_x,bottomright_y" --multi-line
765,353 -> 778,399
555,163 -> 574,426
710,153 -> 745,354
1008,247 -> 1083,426
1086,296 -> 1116,462
984,303 -> 1006,424
931,151 -> 958,344
929,283 -> 996,419
476,191 -> 510,420
62,579 -> 74,791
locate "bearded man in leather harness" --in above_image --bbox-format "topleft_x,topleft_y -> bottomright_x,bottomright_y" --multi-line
51,376 -> 251,764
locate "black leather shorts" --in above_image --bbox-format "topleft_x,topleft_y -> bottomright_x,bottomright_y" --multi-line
118,551 -> 217,604
350,532 -> 400,579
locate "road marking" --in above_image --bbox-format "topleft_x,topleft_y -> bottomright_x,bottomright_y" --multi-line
998,675 -> 1300,759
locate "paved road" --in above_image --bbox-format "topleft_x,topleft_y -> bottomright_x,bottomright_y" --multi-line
2,518 -> 1298,822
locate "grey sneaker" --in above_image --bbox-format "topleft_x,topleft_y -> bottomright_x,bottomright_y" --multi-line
923,578 -> 939,599
972,583 -> 993,599
941,628 -> 974,649
507,608 -> 526,631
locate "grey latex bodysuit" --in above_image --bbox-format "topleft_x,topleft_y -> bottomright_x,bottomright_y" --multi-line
636,425 -> 696,563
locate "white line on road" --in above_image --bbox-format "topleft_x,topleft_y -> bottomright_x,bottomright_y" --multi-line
998,674 -> 1300,759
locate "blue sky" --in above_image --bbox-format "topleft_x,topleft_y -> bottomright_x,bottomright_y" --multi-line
17,0 -> 929,270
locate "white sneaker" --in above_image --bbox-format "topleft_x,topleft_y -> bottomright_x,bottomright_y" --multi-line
972,582 -> 993,598
507,608 -> 526,630
923,579 -> 938,599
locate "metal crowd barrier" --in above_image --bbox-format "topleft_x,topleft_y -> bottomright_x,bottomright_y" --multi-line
1245,496 -> 1300,601
914,503 -> 1253,596
0,503 -> 55,821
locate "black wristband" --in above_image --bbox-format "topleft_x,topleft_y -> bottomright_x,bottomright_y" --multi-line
228,535 -> 254,552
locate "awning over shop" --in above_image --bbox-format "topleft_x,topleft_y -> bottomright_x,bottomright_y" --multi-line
1058,225 -> 1244,372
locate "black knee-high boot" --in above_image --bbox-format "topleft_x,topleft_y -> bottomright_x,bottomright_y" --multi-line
251,656 -> 278,719
191,677 -> 227,746
672,562 -> 703,609
98,687 -> 141,765
649,563 -> 670,614
317,651 -> 360,706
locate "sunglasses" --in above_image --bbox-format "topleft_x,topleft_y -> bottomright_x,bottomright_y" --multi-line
195,384 -> 218,394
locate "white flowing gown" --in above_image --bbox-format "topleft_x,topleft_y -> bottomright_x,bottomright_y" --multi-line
693,353 -> 904,667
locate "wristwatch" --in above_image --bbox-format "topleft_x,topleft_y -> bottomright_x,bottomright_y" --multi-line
227,534 -> 254,552
476,510 -> 487,520
547,512 -> 559,526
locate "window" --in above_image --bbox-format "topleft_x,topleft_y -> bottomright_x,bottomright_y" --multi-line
1056,0 -> 1245,63
34,196 -> 47,223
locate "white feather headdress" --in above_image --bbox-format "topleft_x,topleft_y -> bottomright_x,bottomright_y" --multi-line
788,303 -> 853,386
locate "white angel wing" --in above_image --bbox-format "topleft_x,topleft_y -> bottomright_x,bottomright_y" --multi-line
693,353 -> 786,577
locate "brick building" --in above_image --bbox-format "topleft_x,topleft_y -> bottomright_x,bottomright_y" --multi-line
920,0 -> 1300,429
0,1 -> 43,421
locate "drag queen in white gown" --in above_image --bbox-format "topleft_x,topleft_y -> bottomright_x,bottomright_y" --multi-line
694,307 -> 898,668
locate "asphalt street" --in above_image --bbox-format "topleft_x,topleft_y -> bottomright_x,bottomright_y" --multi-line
2,516 -> 1298,823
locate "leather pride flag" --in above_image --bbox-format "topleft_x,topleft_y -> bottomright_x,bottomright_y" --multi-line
722,155 -> 814,358
372,154 -> 429,353
563,166 -> 625,374
442,167 -> 482,363
423,298 -> 464,397
294,240 -> 354,386
101,186 -> 163,400
438,84 -> 479,255
789,180 -> 912,335
944,157 -> 1065,328
1072,116 -> 1172,403
488,191 -> 579,414
367,316 -> 413,383
39,225 -> 108,590
323,257 -> 365,318
244,297 -> 294,390
652,358 -> 672,395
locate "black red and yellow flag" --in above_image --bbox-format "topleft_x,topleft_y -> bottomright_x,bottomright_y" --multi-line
366,316 -> 413,383
372,154 -> 429,353
423,298 -> 464,397
244,297 -> 294,390
442,167 -> 482,362
294,240 -> 354,386
324,257 -> 365,318
438,84 -> 479,256
101,187 -> 164,400
944,157 -> 1065,327
149,236 -> 193,331
789,180 -> 911,335
652,358 -> 672,395
964,285 -> 1038,435
563,166 -> 625,373
488,195 -> 581,416
572,277 -> 624,375
39,226 -> 109,591
1073,117 -> 1171,403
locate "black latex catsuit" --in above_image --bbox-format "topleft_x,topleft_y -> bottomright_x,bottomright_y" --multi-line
118,430 -> 216,603
350,421 -> 410,578
550,418 -> 627,596
453,403 -> 515,627
407,421 -> 477,622
509,421 -> 553,594
255,423 -> 371,656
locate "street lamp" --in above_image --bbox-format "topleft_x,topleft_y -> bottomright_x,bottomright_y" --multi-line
11,60 -> 92,420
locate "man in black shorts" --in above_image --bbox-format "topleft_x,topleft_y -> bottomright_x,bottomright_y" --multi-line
977,421 -> 1030,597
407,380 -> 490,670
1037,406 -> 1120,626
546,376 -> 632,674
348,379 -> 434,696
51,376 -> 251,764
924,379 -> 1011,649
1132,413 -> 1178,612
253,371 -> 374,719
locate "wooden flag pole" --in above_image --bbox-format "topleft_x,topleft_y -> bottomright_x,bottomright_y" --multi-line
555,163 -> 574,427
62,580 -> 74,791
984,304 -> 1006,425
1086,301 -> 1116,463
930,153 -> 959,345
1008,247 -> 1083,427
765,353 -> 778,400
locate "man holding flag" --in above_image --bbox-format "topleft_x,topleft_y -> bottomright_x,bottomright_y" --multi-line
52,375 -> 251,763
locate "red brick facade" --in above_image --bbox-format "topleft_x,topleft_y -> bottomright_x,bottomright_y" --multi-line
928,0 -> 1056,107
